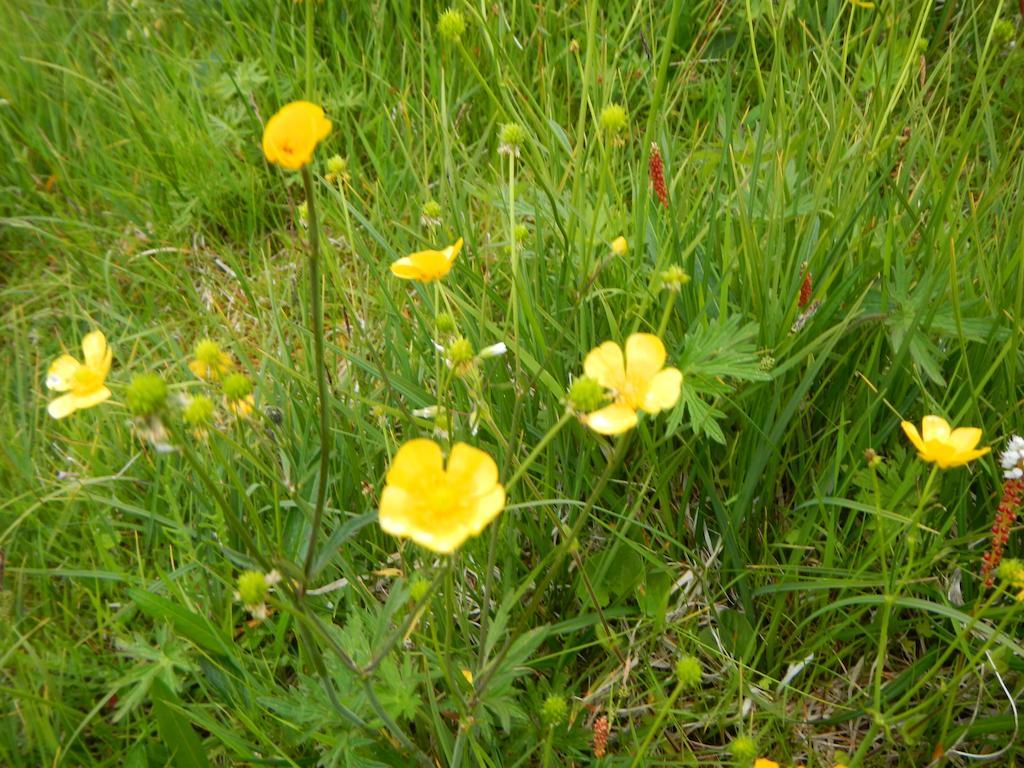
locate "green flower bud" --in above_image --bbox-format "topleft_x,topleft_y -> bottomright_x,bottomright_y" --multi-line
194,339 -> 223,366
540,694 -> 568,727
513,223 -> 529,243
660,264 -> 691,291
994,20 -> 1015,48
183,395 -> 215,427
729,735 -> 758,762
566,376 -> 607,413
326,154 -> 348,177
297,201 -> 308,222
599,103 -> 628,135
674,654 -> 703,689
237,570 -> 268,606
435,312 -> 458,337
125,373 -> 167,417
498,123 -> 527,155
222,373 -> 253,402
437,8 -> 466,43
447,336 -> 474,363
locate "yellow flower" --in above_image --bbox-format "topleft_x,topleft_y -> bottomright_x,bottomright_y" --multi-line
901,415 -> 990,469
753,761 -> 780,768
188,339 -> 233,381
261,101 -> 332,170
390,238 -> 463,282
46,330 -> 112,419
582,333 -> 682,435
379,439 -> 505,553
610,235 -> 628,256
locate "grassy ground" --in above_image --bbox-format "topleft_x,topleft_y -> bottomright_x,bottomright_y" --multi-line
2,0 -> 1024,765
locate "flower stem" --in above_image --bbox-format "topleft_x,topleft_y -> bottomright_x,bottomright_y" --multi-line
476,411 -> 573,669
304,0 -> 314,98
301,166 -> 332,585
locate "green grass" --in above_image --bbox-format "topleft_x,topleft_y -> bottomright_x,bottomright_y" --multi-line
2,0 -> 1024,765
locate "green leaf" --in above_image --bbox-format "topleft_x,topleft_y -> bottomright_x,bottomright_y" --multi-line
128,589 -> 233,659
150,678 -> 211,768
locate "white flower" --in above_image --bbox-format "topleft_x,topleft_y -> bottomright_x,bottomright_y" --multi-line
478,342 -> 508,359
999,435 -> 1024,480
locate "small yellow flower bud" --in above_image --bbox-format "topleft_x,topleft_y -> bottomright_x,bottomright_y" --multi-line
446,336 -> 475,376
610,235 -> 627,256
498,123 -> 527,156
125,373 -> 168,417
513,223 -> 529,243
435,312 -> 458,337
183,395 -> 215,427
195,339 -> 223,366
420,199 -> 443,228
222,373 -> 253,401
437,8 -> 466,43
660,264 -> 691,291
674,654 -> 702,689
729,736 -> 758,762
567,376 -> 607,414
599,104 -> 628,136
237,570 -> 269,606
540,694 -> 568,727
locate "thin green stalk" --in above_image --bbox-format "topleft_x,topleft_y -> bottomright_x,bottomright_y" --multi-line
363,561 -> 449,675
300,166 -> 333,584
628,681 -> 687,768
476,410 -> 573,669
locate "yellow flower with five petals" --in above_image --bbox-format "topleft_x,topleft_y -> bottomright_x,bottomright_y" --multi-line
46,330 -> 112,419
261,101 -> 332,171
582,333 -> 682,435
379,439 -> 505,553
901,415 -> 990,468
390,238 -> 463,283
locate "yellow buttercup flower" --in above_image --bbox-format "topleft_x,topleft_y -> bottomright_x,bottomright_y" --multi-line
901,415 -> 990,469
261,101 -> 332,170
188,339 -> 233,381
610,235 -> 628,256
753,760 -> 780,768
390,238 -> 463,282
379,439 -> 505,553
46,330 -> 112,419
582,333 -> 682,435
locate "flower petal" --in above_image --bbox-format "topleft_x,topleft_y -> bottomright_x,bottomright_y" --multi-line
901,421 -> 925,453
47,386 -> 111,419
921,415 -> 951,443
585,403 -> 638,435
81,331 -> 111,377
46,354 -> 81,391
463,485 -> 505,537
378,486 -> 416,537
583,341 -> 626,391
386,439 -> 445,494
625,333 -> 667,387
642,367 -> 682,413
446,442 -> 500,498
444,237 -> 464,267
948,427 -> 983,452
390,257 -> 426,280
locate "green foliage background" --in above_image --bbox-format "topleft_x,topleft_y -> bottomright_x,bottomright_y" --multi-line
2,0 -> 1023,765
